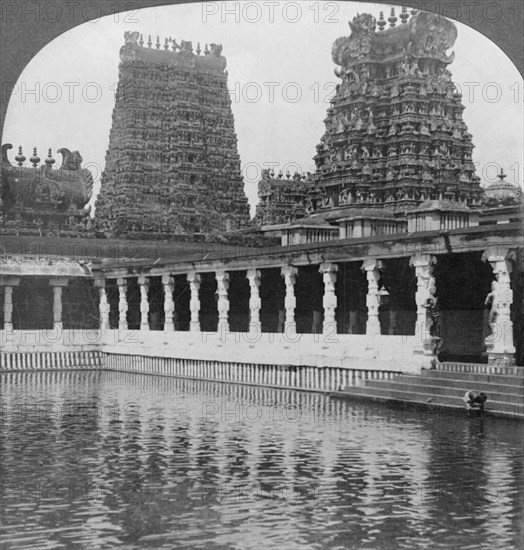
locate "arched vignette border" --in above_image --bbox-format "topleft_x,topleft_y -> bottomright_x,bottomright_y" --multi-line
0,0 -> 522,138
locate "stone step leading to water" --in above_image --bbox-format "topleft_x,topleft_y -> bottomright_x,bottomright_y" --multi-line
362,379 -> 524,404
332,363 -> 524,420
332,386 -> 524,418
366,375 -> 524,398
420,369 -> 524,386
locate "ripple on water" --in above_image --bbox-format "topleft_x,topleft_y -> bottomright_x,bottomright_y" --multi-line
1,371 -> 523,550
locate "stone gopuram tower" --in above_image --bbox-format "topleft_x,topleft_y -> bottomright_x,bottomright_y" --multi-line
255,8 -> 487,227
94,32 -> 250,237
313,8 -> 484,211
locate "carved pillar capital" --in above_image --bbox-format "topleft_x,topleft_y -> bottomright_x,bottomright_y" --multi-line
48,277 -> 69,287
187,272 -> 201,287
246,268 -> 261,286
361,258 -> 383,273
94,278 -> 106,289
0,276 -> 21,287
319,262 -> 338,274
281,264 -> 298,283
161,274 -> 174,287
409,252 -> 437,270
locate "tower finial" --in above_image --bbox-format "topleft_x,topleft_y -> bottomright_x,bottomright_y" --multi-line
400,6 -> 409,24
45,148 -> 55,169
30,147 -> 40,167
377,11 -> 386,31
156,35 -> 160,49
196,42 -> 201,55
497,168 -> 507,182
388,7 -> 397,27
15,145 -> 25,166
139,33 -> 144,47
164,37 -> 169,50
147,34 -> 152,48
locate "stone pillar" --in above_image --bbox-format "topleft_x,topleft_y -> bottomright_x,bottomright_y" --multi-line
410,253 -> 438,353
281,265 -> 298,335
94,279 -> 110,331
362,259 -> 382,337
216,270 -> 230,332
49,277 -> 69,331
138,275 -> 150,331
162,274 -> 175,331
319,262 -> 338,334
1,277 -> 20,331
187,272 -> 201,332
483,247 -> 516,365
117,277 -> 128,331
247,269 -> 261,333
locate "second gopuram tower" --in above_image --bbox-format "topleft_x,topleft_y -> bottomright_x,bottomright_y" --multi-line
313,8 -> 484,212
94,32 -> 251,237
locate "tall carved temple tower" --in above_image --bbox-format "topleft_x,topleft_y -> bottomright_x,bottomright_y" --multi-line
256,8 -> 487,224
95,32 -> 250,237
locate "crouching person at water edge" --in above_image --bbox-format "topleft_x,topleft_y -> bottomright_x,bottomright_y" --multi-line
463,390 -> 488,412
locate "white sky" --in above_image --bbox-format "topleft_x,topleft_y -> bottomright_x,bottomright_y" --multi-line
2,1 -> 523,217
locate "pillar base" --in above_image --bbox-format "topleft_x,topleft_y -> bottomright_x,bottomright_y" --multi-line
414,337 -> 441,371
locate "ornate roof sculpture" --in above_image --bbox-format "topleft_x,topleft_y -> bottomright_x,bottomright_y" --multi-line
0,144 -> 94,236
313,7 -> 483,214
484,169 -> 523,207
94,31 -> 250,238
254,169 -> 321,225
